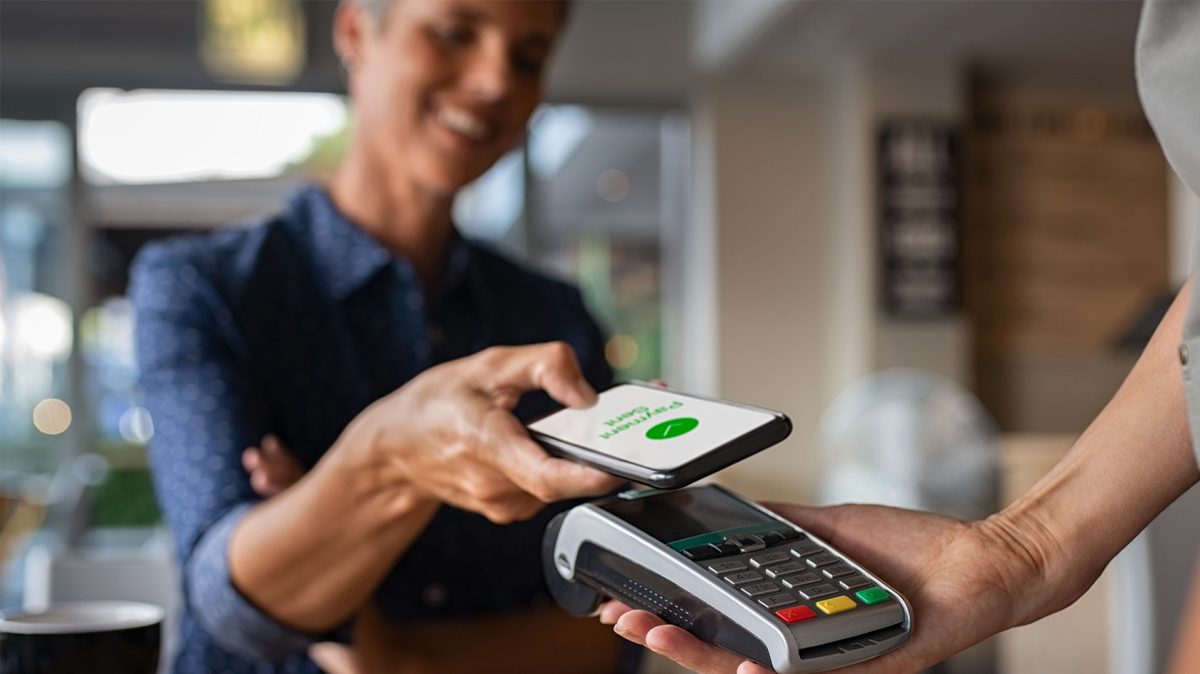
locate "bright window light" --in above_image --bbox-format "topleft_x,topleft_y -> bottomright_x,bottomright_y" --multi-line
529,105 -> 593,179
78,88 -> 348,184
0,120 -> 71,189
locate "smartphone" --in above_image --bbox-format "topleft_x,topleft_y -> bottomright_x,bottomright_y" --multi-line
528,382 -> 792,489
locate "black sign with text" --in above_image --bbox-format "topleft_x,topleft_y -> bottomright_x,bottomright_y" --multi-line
879,121 -> 960,318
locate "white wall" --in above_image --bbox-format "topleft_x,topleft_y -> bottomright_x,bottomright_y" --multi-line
683,74 -> 834,503
678,57 -> 968,503
863,57 -> 969,385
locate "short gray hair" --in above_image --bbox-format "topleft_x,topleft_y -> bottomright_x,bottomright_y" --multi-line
356,0 -> 394,26
354,0 -> 571,30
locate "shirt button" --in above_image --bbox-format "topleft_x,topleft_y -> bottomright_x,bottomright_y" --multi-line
1181,344 -> 1190,366
422,583 -> 448,608
428,325 -> 445,346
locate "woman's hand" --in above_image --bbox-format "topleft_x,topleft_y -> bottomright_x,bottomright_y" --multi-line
334,341 -> 624,524
229,341 -> 623,633
602,503 -> 1084,674
243,434 -> 305,497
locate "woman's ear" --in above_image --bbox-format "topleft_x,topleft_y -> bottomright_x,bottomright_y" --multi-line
332,1 -> 370,74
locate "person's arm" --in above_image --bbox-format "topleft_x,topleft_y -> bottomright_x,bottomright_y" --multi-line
132,243 -> 322,662
244,429 -> 624,674
226,341 -> 624,633
134,243 -> 621,662
608,281 -> 1200,673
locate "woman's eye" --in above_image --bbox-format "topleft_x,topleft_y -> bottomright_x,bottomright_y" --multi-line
513,50 -> 546,77
431,25 -> 472,45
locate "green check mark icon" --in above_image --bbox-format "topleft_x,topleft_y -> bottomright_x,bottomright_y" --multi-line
645,417 -> 699,440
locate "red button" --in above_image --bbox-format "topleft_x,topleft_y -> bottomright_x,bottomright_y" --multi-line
775,606 -> 817,624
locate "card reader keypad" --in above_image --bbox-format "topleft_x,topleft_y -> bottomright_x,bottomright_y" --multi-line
693,528 -> 894,626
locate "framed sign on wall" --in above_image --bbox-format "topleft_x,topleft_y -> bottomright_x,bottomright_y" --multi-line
878,120 -> 961,318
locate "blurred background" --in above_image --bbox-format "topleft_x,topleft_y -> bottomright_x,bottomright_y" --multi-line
2,1 -> 1198,672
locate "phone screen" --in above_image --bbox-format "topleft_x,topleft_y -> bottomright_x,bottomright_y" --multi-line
527,384 -> 778,471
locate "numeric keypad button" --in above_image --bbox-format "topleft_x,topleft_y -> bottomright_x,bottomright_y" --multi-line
764,561 -> 808,578
789,542 -> 822,558
839,575 -> 873,591
797,583 -> 839,600
749,552 -> 791,568
780,572 -> 824,589
822,564 -> 856,579
723,571 -> 764,587
757,593 -> 797,610
707,560 -> 748,574
740,581 -> 781,598
805,553 -> 839,568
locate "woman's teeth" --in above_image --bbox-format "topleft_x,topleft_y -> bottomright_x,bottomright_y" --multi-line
438,107 -> 491,142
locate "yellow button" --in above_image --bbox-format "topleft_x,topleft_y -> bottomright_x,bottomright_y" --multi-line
816,596 -> 858,615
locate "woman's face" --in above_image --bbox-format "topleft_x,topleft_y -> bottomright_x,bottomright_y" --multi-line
340,0 -> 562,194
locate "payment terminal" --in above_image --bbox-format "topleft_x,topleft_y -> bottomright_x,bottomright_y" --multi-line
544,485 -> 912,672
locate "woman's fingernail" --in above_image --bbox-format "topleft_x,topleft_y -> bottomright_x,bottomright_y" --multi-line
577,385 -> 598,406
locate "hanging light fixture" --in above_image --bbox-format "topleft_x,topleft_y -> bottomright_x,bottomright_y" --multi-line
200,0 -> 305,85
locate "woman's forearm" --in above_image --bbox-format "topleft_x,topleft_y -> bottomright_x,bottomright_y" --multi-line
998,280 -> 1200,625
228,415 -> 439,633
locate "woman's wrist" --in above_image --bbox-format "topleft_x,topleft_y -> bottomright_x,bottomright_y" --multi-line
320,405 -> 436,527
980,499 -> 1085,629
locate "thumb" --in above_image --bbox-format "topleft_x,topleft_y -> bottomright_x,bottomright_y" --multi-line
477,342 -> 597,409
308,642 -> 359,674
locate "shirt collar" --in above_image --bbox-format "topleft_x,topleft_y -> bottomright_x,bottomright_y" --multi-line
288,185 -> 474,302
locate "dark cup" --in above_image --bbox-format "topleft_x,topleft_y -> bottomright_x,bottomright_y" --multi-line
0,601 -> 163,674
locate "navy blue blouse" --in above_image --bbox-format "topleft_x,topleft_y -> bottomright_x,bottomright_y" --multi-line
130,186 -> 613,673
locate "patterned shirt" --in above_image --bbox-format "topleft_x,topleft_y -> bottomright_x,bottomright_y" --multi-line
130,185 -> 613,673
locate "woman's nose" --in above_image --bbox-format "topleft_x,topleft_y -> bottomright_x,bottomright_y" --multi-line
461,41 -> 514,103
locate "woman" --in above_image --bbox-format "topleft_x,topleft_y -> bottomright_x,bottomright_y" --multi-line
131,1 -> 629,672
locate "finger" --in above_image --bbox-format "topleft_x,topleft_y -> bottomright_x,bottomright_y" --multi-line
598,600 -> 633,625
309,642 -> 359,674
613,609 -> 664,647
242,447 -> 261,473
737,661 -> 775,674
250,467 -> 281,497
649,379 -> 669,389
256,434 -> 306,493
761,502 -> 846,543
482,411 -> 623,501
479,342 -> 597,409
261,435 -> 303,478
244,448 -> 282,497
643,624 -> 746,674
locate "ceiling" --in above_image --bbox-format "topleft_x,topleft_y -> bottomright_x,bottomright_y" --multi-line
1,0 -> 1148,119
0,0 -> 694,120
746,0 -> 1144,97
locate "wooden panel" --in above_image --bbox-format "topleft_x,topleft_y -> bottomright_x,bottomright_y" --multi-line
967,97 -> 1169,359
966,92 -> 1170,432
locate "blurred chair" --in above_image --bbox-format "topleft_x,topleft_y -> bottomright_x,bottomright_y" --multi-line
814,368 -> 999,520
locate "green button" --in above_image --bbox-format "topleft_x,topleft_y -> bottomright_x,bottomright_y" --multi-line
855,587 -> 890,605
645,417 -> 699,440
